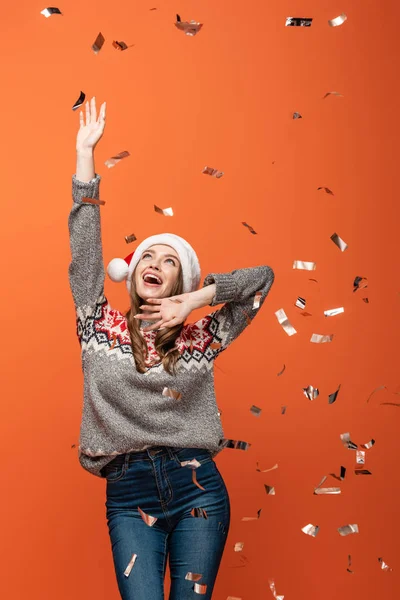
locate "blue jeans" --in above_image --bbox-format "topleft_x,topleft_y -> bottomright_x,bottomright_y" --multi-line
101,446 -> 231,600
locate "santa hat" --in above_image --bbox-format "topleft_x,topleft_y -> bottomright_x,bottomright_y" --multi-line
106,233 -> 201,294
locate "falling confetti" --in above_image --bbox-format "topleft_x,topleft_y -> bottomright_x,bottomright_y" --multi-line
367,385 -> 387,403
302,524 -> 319,537
125,233 -> 137,244
340,432 -> 358,450
328,384 -> 341,404
40,7 -> 62,17
328,13 -> 347,27
293,260 -> 316,270
347,555 -> 354,574
242,509 -> 262,521
323,92 -> 344,99
242,222 -> 257,234
250,405 -> 262,417
72,91 -> 85,111
378,557 -> 393,571
331,232 -> 348,251
256,463 -> 278,473
275,309 -> 297,336
338,524 -> 359,536
92,32 -> 105,53
105,150 -> 130,168
220,438 -> 251,450
285,17 -> 312,27
314,474 -> 341,495
293,112 -> 302,119
277,364 -> 286,376
202,166 -> 224,178
324,307 -> 344,317
303,385 -> 319,400
356,450 -> 365,464
353,276 -> 368,292
175,14 -> 203,36
234,542 -> 244,552
281,406 -> 287,414
154,204 -> 173,216
264,485 -> 276,495
354,469 -> 372,475
295,296 -> 306,310
310,333 -> 333,343
112,40 -> 130,51
268,579 -> 285,600
317,186 -> 334,194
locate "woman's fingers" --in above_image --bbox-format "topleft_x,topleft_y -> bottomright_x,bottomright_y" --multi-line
91,97 -> 97,123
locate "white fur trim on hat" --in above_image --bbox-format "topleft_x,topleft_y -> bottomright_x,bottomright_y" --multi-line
106,233 -> 201,294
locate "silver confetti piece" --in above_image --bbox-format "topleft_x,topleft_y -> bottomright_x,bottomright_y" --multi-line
355,469 -> 372,475
356,450 -> 365,464
275,309 -> 297,336
72,91 -> 85,111
302,524 -> 319,537
242,508 -> 262,521
250,405 -> 262,417
338,524 -> 359,536
154,205 -> 174,217
194,583 -> 207,594
340,432 -> 358,450
293,260 -> 316,270
360,439 -> 375,450
123,553 -> 138,577
112,40 -> 129,51
328,384 -> 341,404
265,485 -> 276,495
162,387 -> 181,400
310,333 -> 333,343
40,7 -> 62,17
268,579 -> 285,600
253,291 -> 262,309
328,14 -> 347,27
256,463 -> 278,473
234,542 -> 244,552
353,276 -> 368,292
105,150 -> 130,168
180,458 -> 201,469
378,557 -> 393,571
324,307 -> 344,317
175,14 -> 203,36
92,32 -> 105,54
293,112 -> 302,119
314,475 -> 341,495
138,506 -> 158,527
285,17 -> 312,27
303,385 -> 319,401
219,438 -> 251,451
331,232 -> 348,251
202,166 -> 224,178
296,296 -> 306,309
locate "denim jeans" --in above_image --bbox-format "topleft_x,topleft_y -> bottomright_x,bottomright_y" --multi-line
101,446 -> 231,600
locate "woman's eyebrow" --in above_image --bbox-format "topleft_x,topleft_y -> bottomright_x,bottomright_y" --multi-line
143,250 -> 179,260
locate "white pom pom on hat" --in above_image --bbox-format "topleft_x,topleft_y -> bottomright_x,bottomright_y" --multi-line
106,233 -> 201,294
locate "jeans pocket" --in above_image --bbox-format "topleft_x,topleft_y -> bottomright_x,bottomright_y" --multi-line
101,460 -> 127,483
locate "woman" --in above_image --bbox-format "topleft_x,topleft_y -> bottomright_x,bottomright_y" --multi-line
69,97 -> 275,600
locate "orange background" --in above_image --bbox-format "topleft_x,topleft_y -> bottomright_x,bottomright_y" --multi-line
1,1 -> 399,598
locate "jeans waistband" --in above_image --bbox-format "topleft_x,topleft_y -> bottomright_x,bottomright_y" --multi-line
108,446 -> 184,466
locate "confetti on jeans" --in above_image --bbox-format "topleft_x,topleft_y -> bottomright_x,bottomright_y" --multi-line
123,553 -> 138,577
185,572 -> 202,582
138,506 -> 158,527
194,583 -> 207,594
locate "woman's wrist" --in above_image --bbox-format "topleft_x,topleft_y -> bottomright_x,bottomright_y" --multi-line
187,284 -> 217,310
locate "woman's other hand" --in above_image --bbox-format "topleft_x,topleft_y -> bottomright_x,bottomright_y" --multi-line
76,97 -> 106,154
134,294 -> 195,332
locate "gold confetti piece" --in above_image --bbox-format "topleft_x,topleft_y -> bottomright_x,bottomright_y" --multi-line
253,291 -> 262,309
293,112 -> 302,119
162,387 -> 182,400
123,553 -> 138,577
264,485 -> 276,495
328,13 -> 347,27
268,579 -> 285,600
82,196 -> 106,206
331,232 -> 348,251
378,557 -> 393,571
192,469 -> 206,491
242,509 -> 262,521
340,432 -> 358,450
256,463 -> 278,473
285,17 -> 312,27
125,233 -> 137,244
92,32 -> 105,54
41,7 -> 62,17
293,260 -> 316,270
354,469 -> 372,475
154,204 -> 174,217
105,150 -> 130,168
302,524 -> 319,537
310,333 -> 333,343
112,40 -> 130,51
338,524 -> 359,536
210,342 -> 222,350
194,583 -> 207,594
356,450 -> 365,464
191,507 -> 208,518
317,186 -> 334,194
353,276 -> 368,292
277,364 -> 286,376
220,438 -> 251,451
295,296 -> 306,309
202,166 -> 224,178
328,384 -> 341,404
309,278 -> 318,283
185,572 -> 203,582
281,405 -> 287,414
367,385 -> 387,403
347,554 -> 354,574
242,222 -> 257,234
234,542 -> 244,552
138,506 -> 158,527
275,309 -> 297,336
314,475 -> 341,495
175,14 -> 203,36
323,92 -> 343,99
324,307 -> 344,317
303,385 -> 319,400
180,459 -> 201,469
250,405 -> 262,417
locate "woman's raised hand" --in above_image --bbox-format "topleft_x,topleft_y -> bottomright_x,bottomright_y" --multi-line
76,97 -> 106,153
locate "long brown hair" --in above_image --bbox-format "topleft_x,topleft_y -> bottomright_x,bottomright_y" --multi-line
125,265 -> 185,375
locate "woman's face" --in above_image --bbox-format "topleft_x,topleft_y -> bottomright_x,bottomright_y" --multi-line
133,244 -> 181,300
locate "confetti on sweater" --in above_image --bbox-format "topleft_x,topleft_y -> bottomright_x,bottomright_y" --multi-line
82,196 -> 106,206
328,384 -> 341,404
268,579 -> 285,600
92,32 -> 105,54
253,291 -> 262,309
275,309 -> 297,336
138,506 -> 158,527
125,233 -> 137,243
194,583 -> 207,594
242,222 -> 257,234
41,7 -> 62,17
293,260 -> 316,270
185,572 -> 203,582
293,112 -> 302,119
322,92 -> 343,99
324,307 -> 344,317
303,385 -> 319,400
338,524 -> 359,536
302,523 -> 319,537
175,14 -> 203,36
328,13 -> 347,27
310,333 -> 333,343
123,553 -> 138,577
154,205 -> 174,217
202,166 -> 224,178
285,17 -> 312,27
331,232 -> 348,251
105,150 -> 130,168
162,387 -> 181,400
72,91 -> 85,111
317,186 -> 334,194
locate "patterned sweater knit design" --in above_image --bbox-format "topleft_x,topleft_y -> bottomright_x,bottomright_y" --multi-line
68,173 -> 275,478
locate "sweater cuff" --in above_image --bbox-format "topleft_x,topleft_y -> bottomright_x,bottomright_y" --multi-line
203,272 -> 237,306
72,173 -> 101,201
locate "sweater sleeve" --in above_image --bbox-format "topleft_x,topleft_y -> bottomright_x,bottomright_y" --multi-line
193,265 -> 275,358
68,173 -> 106,343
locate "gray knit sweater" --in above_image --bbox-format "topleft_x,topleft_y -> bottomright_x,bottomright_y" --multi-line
68,173 -> 275,478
